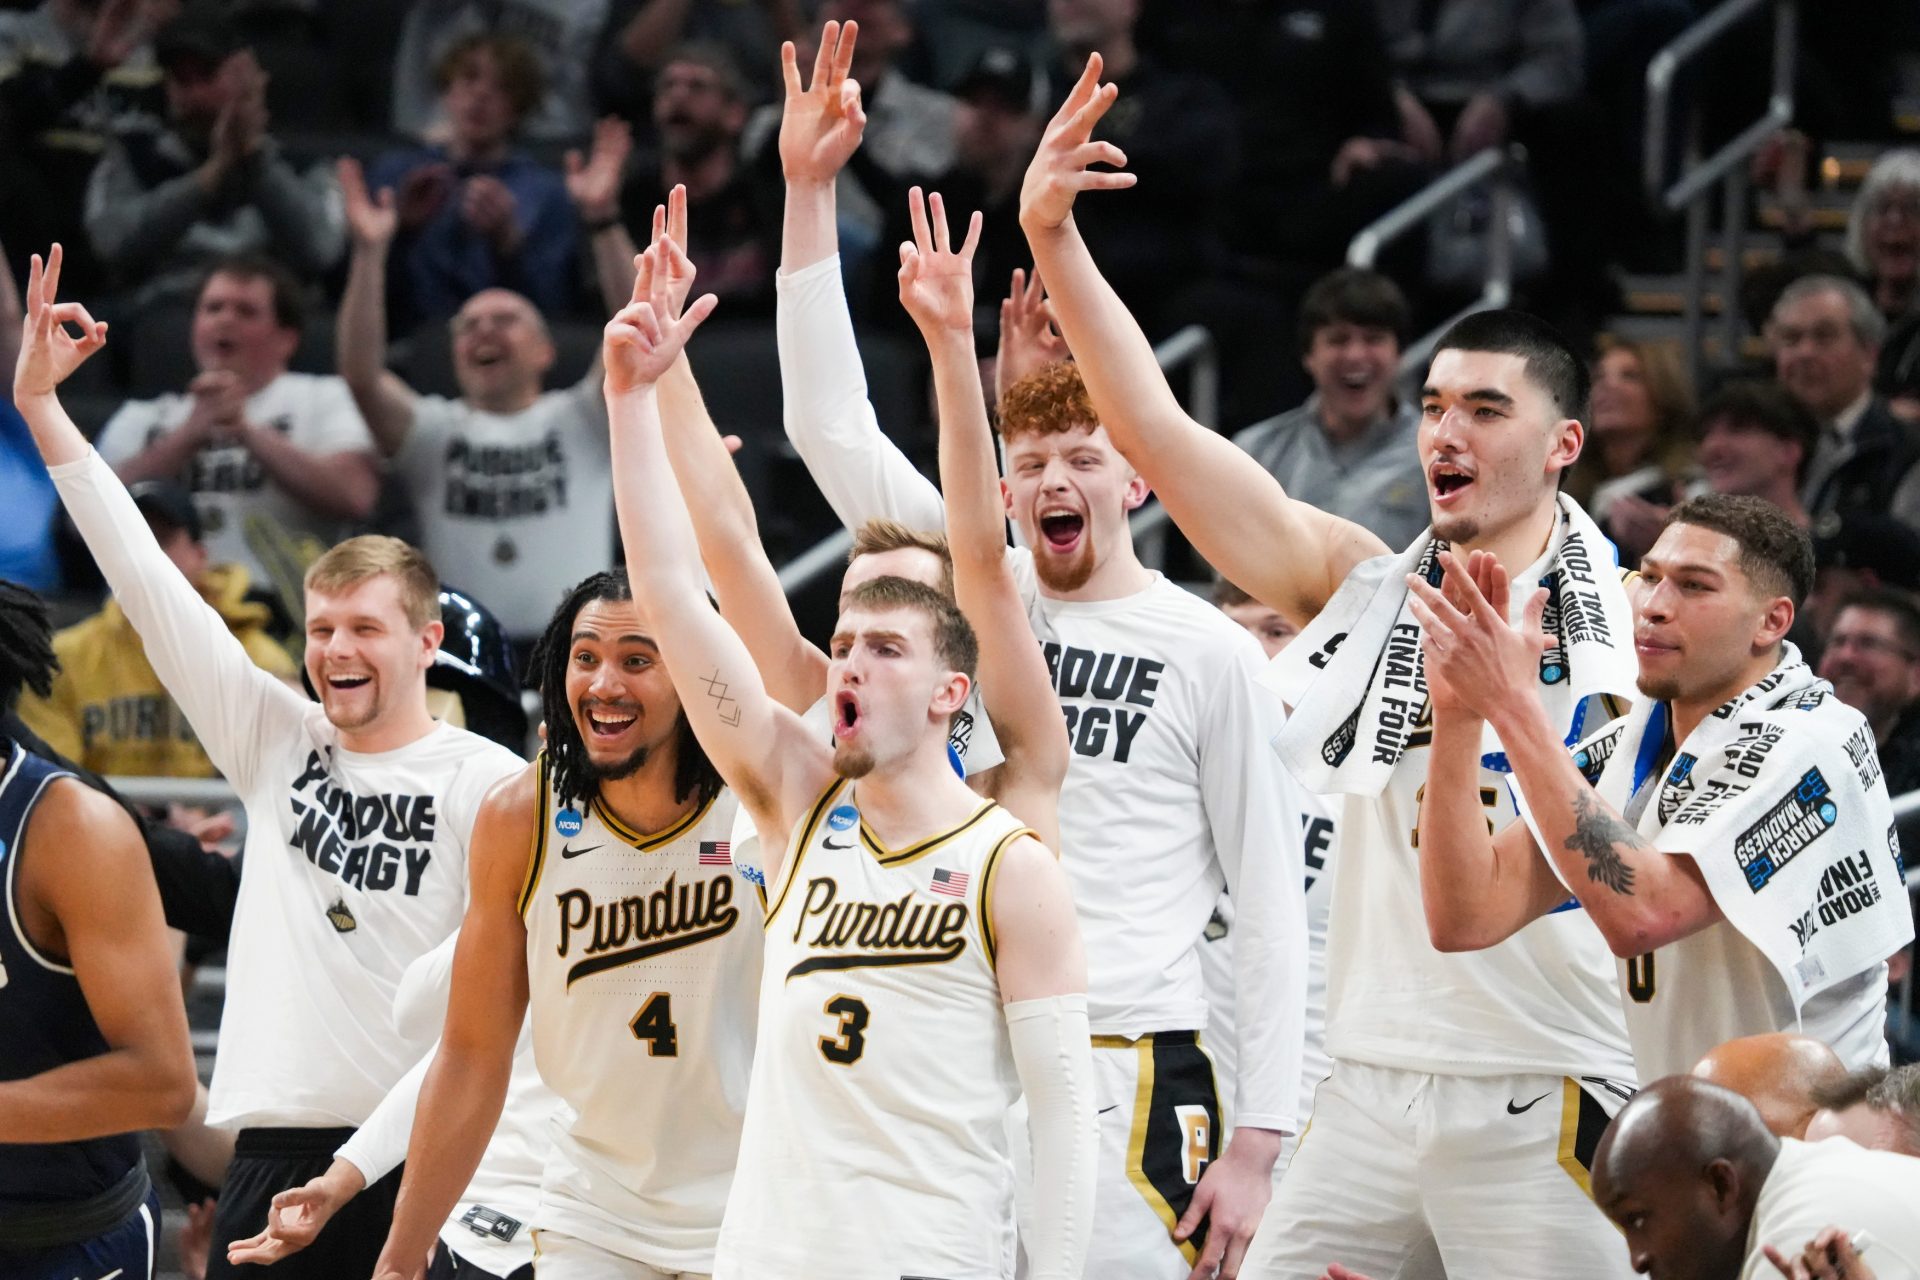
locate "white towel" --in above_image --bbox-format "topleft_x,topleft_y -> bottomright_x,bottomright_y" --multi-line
1262,494 -> 1639,797
1566,649 -> 1912,1007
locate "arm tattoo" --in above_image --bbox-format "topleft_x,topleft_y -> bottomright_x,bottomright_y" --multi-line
1565,790 -> 1639,895
700,669 -> 742,727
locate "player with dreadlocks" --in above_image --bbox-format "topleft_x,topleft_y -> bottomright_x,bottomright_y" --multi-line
0,578 -> 197,1280
370,568 -> 762,1280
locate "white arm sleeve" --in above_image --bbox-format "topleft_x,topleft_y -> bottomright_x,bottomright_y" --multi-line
776,255 -> 948,535
48,449 -> 309,792
1007,994 -> 1096,1280
1203,641 -> 1308,1135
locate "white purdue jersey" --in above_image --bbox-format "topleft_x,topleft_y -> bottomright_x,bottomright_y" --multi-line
519,767 -> 762,1272
715,780 -> 1034,1280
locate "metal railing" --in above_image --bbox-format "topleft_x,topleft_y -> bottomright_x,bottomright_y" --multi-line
1644,0 -> 1798,384
1347,145 -> 1522,379
773,323 -> 1221,589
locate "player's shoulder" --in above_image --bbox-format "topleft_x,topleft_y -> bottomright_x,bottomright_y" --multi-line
26,773 -> 139,859
475,757 -> 543,835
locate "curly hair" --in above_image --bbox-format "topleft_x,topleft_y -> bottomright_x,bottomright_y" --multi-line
997,359 -> 1097,441
0,579 -> 57,715
527,570 -> 722,811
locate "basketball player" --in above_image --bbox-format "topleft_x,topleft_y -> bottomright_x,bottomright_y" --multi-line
1411,498 -> 1909,1076
776,30 -> 1308,1278
1020,58 -> 1642,1278
369,565 -> 762,1280
601,243 -> 1096,1280
14,244 -> 525,1280
0,584 -> 196,1279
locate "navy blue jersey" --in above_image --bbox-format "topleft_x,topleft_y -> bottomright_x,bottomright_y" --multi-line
0,740 -> 141,1209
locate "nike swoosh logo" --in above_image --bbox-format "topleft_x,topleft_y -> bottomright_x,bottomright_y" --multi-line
1507,1092 -> 1552,1115
1097,1104 -> 1119,1115
560,843 -> 602,859
822,836 -> 854,850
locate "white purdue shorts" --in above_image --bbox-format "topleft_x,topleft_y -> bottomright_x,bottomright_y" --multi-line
1017,1031 -> 1223,1280
531,1231 -> 708,1280
1247,1061 -> 1635,1280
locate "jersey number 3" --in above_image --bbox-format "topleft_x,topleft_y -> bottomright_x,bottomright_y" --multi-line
819,994 -> 870,1065
630,992 -> 679,1057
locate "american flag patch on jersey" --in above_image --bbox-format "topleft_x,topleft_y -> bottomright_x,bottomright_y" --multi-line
699,841 -> 732,865
930,868 -> 969,896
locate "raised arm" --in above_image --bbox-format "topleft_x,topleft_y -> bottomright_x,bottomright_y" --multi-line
371,772 -> 534,1280
0,779 -> 196,1141
606,253 -> 828,859
1017,56 -> 1387,625
900,189 -> 1067,848
775,22 -> 948,534
991,835 -> 1095,1280
1409,552 -> 1719,957
14,245 -> 308,792
336,157 -> 420,456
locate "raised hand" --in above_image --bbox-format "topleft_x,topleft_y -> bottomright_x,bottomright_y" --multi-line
639,184 -> 697,319
604,246 -> 719,394
565,116 -> 633,223
896,187 -> 982,340
1018,53 -> 1134,234
778,20 -> 866,185
337,157 -> 397,248
996,266 -> 1069,402
13,244 -> 107,399
1406,549 -> 1548,723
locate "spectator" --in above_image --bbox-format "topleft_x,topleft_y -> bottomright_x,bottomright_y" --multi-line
1038,0 -> 1240,336
0,241 -> 61,591
1808,1065 -> 1920,1157
83,9 -> 343,308
1847,150 -> 1920,322
1568,337 -> 1694,565
1211,578 -> 1298,659
619,42 -> 776,314
0,0 -> 167,296
1769,275 -> 1920,532
1235,268 -> 1428,551
592,0 -> 796,129
365,33 -> 578,335
1819,590 -> 1920,806
1594,1077 -> 1920,1280
391,0 -> 610,144
93,253 -> 380,596
335,152 -> 631,658
15,480 -> 296,777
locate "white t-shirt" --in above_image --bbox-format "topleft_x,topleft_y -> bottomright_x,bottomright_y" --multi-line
96,371 -> 374,586
393,380 -> 613,640
1740,1138 -> 1920,1280
51,449 -> 525,1128
775,256 -> 1308,1133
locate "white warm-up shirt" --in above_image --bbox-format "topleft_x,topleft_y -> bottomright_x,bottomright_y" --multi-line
391,378 -> 614,639
51,449 -> 524,1128
96,371 -> 374,585
776,256 -> 1309,1133
1739,1139 -> 1920,1280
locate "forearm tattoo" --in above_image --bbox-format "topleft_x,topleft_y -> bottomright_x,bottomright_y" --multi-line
1565,790 -> 1639,895
701,669 -> 742,727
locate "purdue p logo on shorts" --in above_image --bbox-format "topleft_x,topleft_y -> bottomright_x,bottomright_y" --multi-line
1123,1031 -> 1221,1265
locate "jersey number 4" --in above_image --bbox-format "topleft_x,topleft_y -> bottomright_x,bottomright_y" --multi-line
819,994 -> 870,1065
629,992 -> 679,1057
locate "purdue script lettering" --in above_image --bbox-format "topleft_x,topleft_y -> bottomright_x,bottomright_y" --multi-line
785,876 -> 968,980
1041,643 -> 1163,763
556,872 -> 739,985
288,751 -> 435,896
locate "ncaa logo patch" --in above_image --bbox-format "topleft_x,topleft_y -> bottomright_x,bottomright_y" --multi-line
555,808 -> 584,838
827,804 -> 858,832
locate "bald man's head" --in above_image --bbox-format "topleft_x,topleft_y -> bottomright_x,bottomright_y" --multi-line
1593,1078 -> 1782,1280
1691,1033 -> 1849,1138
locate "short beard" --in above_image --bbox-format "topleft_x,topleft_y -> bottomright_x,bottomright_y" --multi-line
584,741 -> 652,784
833,741 -> 875,779
1430,513 -> 1480,546
322,689 -> 380,732
1636,673 -> 1683,703
1033,530 -> 1097,593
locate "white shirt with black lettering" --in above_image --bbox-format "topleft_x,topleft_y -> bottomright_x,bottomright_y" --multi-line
392,378 -> 612,640
95,371 -> 375,587
50,449 -> 524,1129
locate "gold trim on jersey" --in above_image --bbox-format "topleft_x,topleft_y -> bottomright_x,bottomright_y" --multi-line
591,789 -> 718,850
1124,1037 -> 1201,1268
518,750 -> 551,918
1091,1033 -> 1140,1049
975,826 -> 1034,971
1554,1076 -> 1614,1202
765,778 -> 846,929
859,797 -> 999,867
